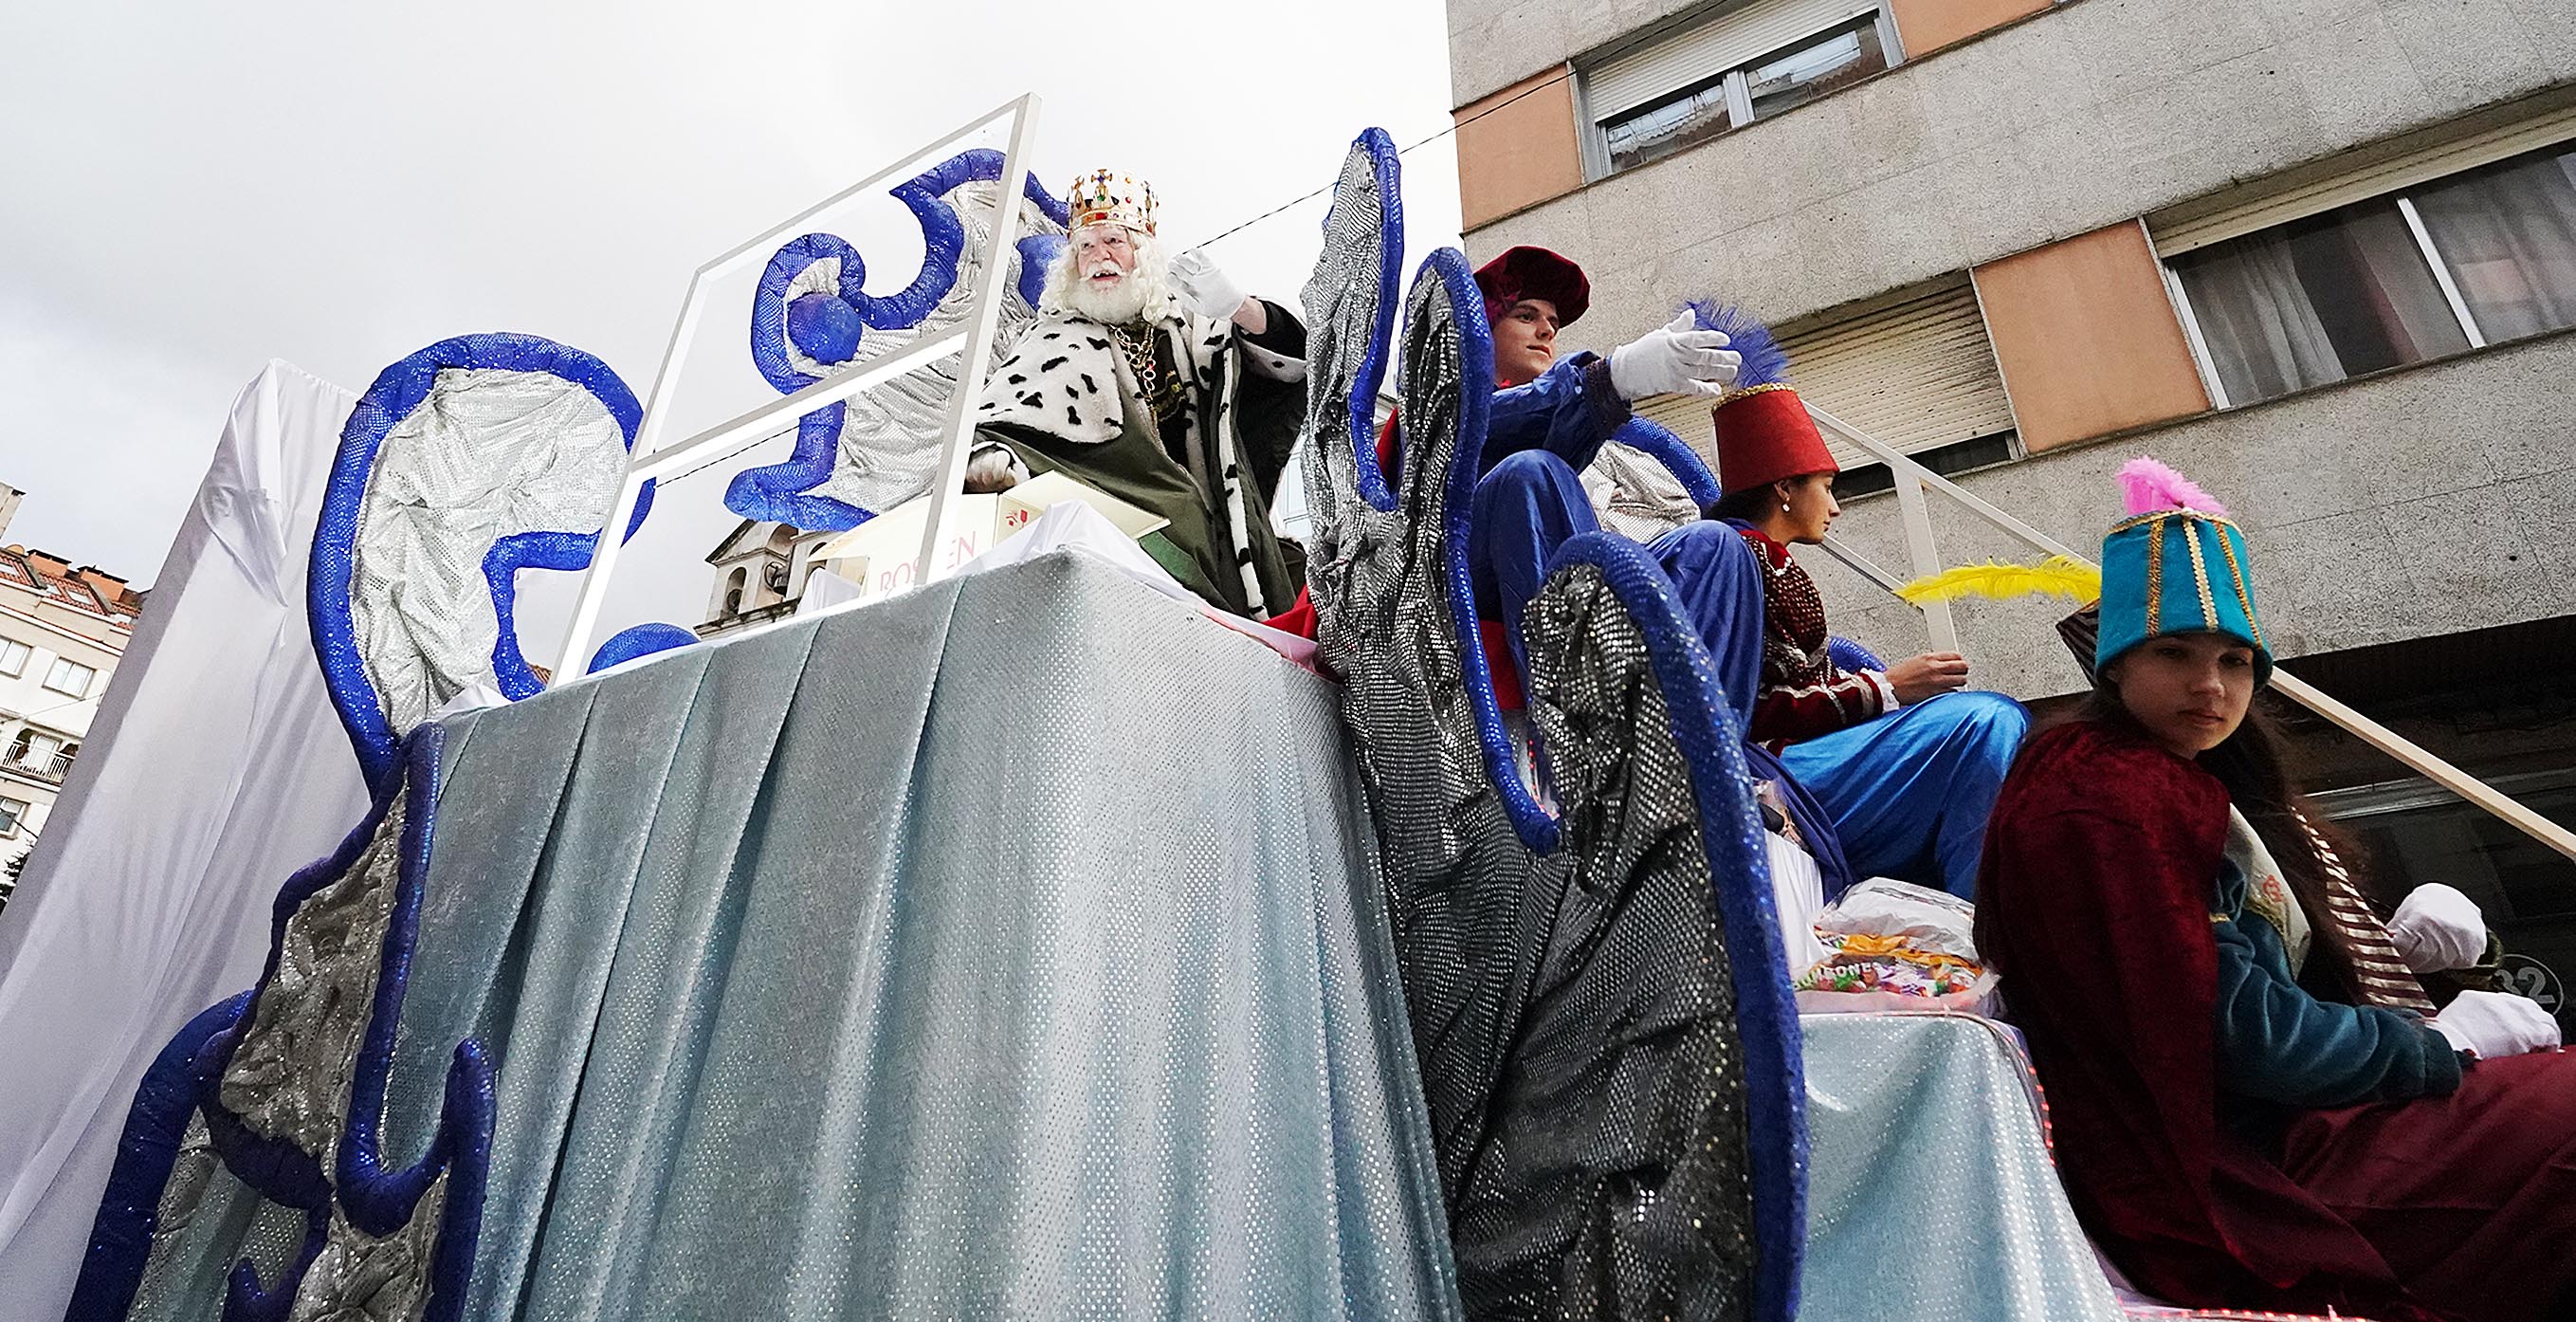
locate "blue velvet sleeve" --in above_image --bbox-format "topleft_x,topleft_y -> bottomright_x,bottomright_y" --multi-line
2211,913 -> 2462,1108
1479,353 -> 1633,478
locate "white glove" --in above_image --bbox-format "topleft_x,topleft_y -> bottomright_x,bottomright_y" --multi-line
1608,311 -> 1743,400
1168,248 -> 1249,321
2430,988 -> 2561,1059
2386,882 -> 2486,974
963,444 -> 1027,494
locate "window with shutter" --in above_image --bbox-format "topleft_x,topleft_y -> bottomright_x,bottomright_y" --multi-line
1632,280 -> 2018,493
2153,114 -> 2576,406
1580,0 -> 1900,178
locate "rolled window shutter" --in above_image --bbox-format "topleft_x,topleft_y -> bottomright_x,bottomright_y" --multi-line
1633,282 -> 2014,470
1584,0 -> 1881,120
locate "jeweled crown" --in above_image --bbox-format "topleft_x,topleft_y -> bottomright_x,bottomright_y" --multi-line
1068,169 -> 1156,236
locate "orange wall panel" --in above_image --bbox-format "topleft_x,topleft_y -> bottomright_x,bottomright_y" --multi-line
1973,222 -> 2213,452
1453,65 -> 1585,230
1886,0 -> 2052,57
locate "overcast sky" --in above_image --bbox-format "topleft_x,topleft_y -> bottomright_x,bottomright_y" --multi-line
0,0 -> 1462,652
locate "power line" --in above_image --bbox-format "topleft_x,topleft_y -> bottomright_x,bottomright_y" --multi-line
659,431 -> 781,487
1191,69 -> 1574,250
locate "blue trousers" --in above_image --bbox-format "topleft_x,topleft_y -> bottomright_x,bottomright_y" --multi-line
1470,450 -> 1855,895
1778,692 -> 2028,900
1471,448 -> 2023,902
1471,450 -> 1762,717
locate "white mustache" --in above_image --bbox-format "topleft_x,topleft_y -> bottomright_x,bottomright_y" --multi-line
1085,262 -> 1123,280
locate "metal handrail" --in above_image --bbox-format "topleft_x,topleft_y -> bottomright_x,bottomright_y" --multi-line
1806,402 -> 2576,864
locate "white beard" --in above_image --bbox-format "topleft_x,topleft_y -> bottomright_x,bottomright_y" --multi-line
1061,269 -> 1155,324
1045,230 -> 1171,326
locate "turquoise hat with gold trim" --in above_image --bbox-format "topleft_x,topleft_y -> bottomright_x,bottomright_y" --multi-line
2095,456 -> 2272,686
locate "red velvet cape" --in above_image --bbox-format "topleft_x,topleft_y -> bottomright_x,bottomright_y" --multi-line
1976,721 -> 2435,1320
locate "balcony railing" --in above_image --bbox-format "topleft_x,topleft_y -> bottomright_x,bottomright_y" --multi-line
1,752 -> 71,784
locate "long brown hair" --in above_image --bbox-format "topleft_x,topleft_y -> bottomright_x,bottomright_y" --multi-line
2074,678 -> 2377,993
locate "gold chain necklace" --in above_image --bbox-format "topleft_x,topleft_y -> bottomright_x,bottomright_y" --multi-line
1107,322 -> 1180,421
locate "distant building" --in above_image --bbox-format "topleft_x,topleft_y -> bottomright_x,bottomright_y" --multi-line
0,483 -> 143,900
697,519 -> 839,639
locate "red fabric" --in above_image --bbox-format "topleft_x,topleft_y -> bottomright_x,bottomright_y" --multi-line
1978,721 -> 2434,1321
1713,386 -> 1837,495
1479,620 -> 1525,709
1264,589 -> 1317,640
1737,527 -> 1885,747
1472,246 -> 1590,327
1264,412 -> 1526,710
2282,1049 -> 2576,1322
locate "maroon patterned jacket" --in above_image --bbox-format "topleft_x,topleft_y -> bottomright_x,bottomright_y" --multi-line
1735,526 -> 1892,748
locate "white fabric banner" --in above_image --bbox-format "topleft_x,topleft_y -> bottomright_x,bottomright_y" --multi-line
0,360 -> 375,1318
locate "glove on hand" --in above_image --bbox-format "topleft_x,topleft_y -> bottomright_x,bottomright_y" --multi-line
1168,248 -> 1249,322
1608,311 -> 1743,400
2431,988 -> 2561,1059
963,444 -> 1027,494
2387,882 -> 2487,974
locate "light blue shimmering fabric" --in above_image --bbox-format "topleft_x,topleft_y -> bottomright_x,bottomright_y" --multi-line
1797,1014 -> 2123,1322
134,550 -> 1459,1321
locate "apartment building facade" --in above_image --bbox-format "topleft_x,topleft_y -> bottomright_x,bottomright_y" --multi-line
1447,0 -> 2576,1002
0,487 -> 141,885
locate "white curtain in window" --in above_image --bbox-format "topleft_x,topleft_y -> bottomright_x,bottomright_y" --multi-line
2177,205 -> 2469,404
2412,150 -> 2576,341
2176,231 -> 2345,403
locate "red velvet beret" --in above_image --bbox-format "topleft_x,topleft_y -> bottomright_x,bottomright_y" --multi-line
1472,246 -> 1590,328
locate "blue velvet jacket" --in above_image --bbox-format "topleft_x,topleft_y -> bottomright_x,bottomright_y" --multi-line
1478,354 -> 1630,478
2211,860 -> 2460,1110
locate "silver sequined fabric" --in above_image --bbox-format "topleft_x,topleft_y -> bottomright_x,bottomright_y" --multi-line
135,772 -> 480,1322
1798,1014 -> 2123,1322
288,1179 -> 448,1322
1300,138 -> 1773,1320
220,792 -> 410,1156
351,368 -> 628,730
140,552 -> 1462,1321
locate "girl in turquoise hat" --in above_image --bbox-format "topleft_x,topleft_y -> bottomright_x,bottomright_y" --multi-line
1975,458 -> 2576,1322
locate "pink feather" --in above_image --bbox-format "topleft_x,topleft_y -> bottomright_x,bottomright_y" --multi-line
2117,455 -> 2227,516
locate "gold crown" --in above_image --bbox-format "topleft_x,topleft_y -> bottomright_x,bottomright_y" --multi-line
1067,169 -> 1156,236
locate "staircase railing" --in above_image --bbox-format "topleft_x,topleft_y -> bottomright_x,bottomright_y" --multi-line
1805,402 -> 2576,864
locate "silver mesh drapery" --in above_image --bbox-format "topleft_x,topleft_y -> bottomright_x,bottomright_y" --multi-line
112,555 -> 1460,1321
1298,134 -> 1800,1322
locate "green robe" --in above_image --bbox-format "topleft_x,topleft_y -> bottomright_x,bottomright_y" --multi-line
971,296 -> 1306,616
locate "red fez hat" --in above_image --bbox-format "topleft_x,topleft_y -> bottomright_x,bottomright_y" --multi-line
1472,247 -> 1590,327
1714,385 -> 1839,496
1690,303 -> 1836,495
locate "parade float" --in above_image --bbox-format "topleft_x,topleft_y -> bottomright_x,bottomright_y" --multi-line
3,98 -> 2567,1322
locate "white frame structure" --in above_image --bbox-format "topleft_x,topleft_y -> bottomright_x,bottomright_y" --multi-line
1811,405 -> 2576,865
553,94 -> 1045,679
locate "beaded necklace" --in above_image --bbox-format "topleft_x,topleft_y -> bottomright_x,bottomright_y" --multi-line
1108,321 -> 1185,423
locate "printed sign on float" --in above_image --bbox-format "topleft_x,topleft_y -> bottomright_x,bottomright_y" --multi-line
813,470 -> 1170,604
